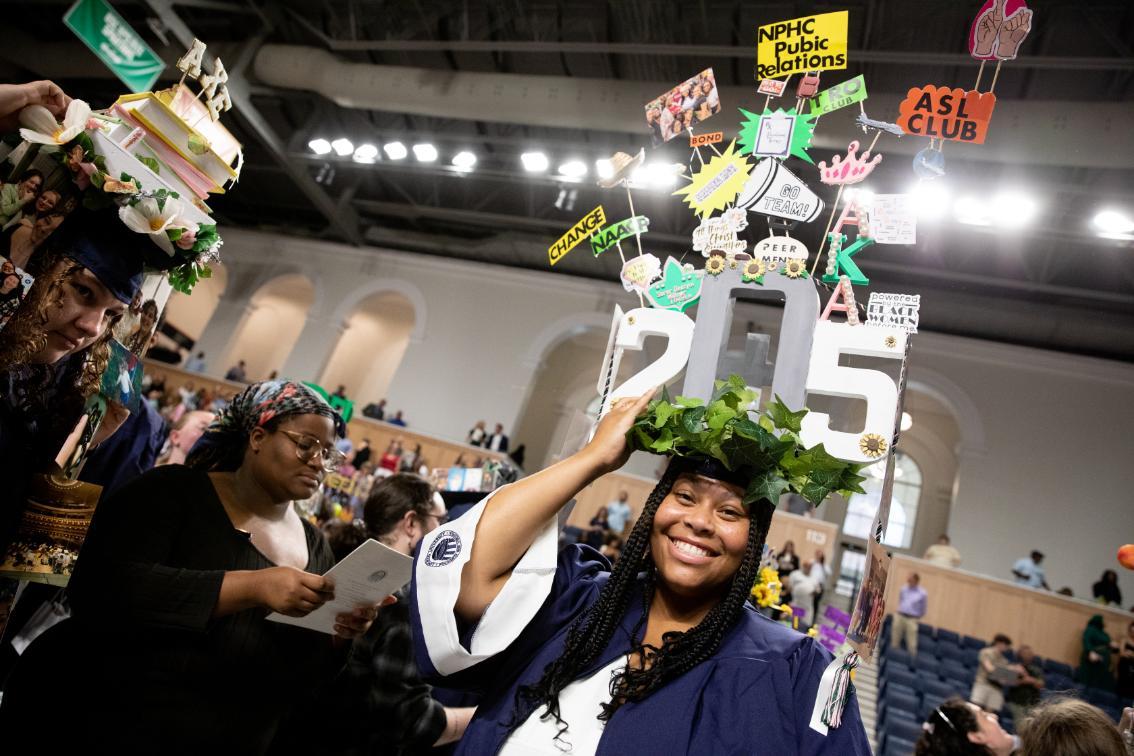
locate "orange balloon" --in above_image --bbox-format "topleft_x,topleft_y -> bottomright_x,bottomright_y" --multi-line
1118,544 -> 1134,570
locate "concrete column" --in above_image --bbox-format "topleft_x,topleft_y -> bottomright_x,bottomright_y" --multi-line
279,313 -> 348,384
191,295 -> 254,377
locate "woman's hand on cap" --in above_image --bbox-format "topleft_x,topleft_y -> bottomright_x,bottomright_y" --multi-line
582,387 -> 657,475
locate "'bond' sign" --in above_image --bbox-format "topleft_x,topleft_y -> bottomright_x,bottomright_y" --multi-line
756,11 -> 848,79
897,86 -> 996,144
549,205 -> 606,265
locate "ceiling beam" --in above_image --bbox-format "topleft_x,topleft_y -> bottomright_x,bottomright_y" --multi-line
283,11 -> 1134,72
141,0 -> 363,245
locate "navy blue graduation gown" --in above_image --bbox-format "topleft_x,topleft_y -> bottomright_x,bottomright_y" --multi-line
409,499 -> 871,755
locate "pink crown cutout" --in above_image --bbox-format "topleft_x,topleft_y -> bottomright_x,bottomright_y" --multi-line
817,141 -> 884,186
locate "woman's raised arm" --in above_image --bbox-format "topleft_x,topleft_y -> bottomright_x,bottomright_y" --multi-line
454,388 -> 654,622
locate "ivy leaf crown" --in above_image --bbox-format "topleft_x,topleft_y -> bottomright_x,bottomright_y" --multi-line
626,374 -> 867,507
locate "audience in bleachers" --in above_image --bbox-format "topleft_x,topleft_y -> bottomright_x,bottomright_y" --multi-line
1119,621 -> 1134,700
1004,645 -> 1045,724
972,634 -> 1018,713
1012,550 -> 1050,590
1080,615 -> 1119,691
1094,570 -> 1124,607
923,534 -> 962,569
893,572 -> 929,656
879,615 -> 1134,756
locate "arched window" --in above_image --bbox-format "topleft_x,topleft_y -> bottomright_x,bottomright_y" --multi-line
841,452 -> 923,549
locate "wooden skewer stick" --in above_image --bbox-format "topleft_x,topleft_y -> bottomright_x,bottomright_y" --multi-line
989,61 -> 1002,94
625,184 -> 645,259
974,60 -> 986,92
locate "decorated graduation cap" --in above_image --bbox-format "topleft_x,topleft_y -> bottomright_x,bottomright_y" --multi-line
625,374 -> 866,508
51,206 -> 149,305
15,36 -> 239,295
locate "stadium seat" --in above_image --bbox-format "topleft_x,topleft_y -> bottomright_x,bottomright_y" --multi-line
1087,687 -> 1122,709
917,622 -> 934,637
917,637 -> 938,658
922,678 -> 966,700
1043,659 -> 1074,679
883,737 -> 918,756
920,694 -> 947,720
912,654 -> 941,678
936,628 -> 959,645
884,666 -> 919,694
887,717 -> 926,745
885,647 -> 913,669
962,634 -> 985,650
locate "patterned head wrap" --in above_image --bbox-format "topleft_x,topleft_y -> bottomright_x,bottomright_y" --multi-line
186,379 -> 345,472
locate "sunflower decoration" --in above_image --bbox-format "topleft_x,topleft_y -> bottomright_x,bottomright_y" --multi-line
859,433 -> 888,459
705,255 -> 726,276
884,335 -> 898,349
783,258 -> 808,279
750,565 -> 783,608
740,258 -> 766,283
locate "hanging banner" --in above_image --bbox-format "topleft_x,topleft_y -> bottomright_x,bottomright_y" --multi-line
809,75 -> 868,117
896,86 -> 997,145
64,0 -> 165,93
549,205 -> 606,265
756,11 -> 849,79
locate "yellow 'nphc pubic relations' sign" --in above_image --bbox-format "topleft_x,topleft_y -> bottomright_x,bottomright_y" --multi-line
756,11 -> 848,79
549,205 -> 606,266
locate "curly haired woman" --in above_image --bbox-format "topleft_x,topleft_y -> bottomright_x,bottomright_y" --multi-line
0,207 -> 143,547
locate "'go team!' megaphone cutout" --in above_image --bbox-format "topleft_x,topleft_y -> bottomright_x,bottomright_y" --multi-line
735,158 -> 824,224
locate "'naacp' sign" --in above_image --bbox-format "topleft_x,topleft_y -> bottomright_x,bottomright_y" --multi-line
549,205 -> 606,265
590,215 -> 649,257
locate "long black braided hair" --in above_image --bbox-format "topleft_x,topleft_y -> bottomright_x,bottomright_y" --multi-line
512,459 -> 776,737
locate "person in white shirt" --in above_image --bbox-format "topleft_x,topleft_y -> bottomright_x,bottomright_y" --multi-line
788,561 -> 820,625
923,534 -> 962,568
808,551 -> 829,621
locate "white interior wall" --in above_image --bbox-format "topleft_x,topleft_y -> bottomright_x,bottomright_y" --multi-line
198,229 -> 1134,601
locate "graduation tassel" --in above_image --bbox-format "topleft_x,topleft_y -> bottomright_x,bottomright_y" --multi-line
822,651 -> 860,728
809,650 -> 860,734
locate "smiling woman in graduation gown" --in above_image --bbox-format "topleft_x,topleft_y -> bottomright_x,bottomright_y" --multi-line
409,388 -> 871,755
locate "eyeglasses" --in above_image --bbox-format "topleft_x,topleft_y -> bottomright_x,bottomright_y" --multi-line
279,430 -> 347,472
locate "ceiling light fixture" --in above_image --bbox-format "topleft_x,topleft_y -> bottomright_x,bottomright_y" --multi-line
901,412 -> 913,431
308,138 -> 331,155
595,159 -> 614,180
452,150 -> 477,171
383,141 -> 408,160
330,138 -> 354,157
558,159 -> 588,179
521,151 -> 549,172
909,182 -> 950,221
1091,209 -> 1134,238
413,143 -> 438,162
991,190 -> 1038,228
953,195 -> 993,226
352,143 -> 379,163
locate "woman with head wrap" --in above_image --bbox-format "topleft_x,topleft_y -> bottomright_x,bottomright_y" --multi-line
409,382 -> 872,754
0,380 -> 392,754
